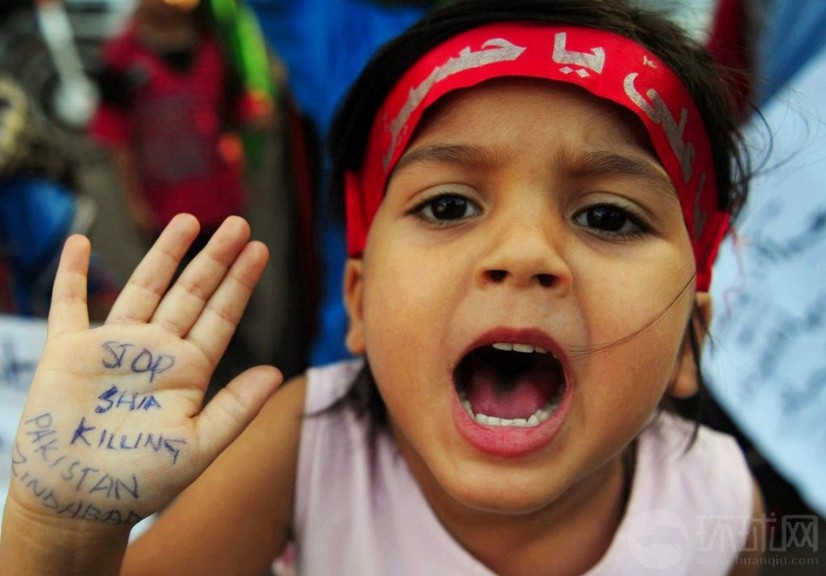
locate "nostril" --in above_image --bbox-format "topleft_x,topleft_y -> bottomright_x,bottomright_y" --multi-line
487,270 -> 508,283
485,270 -> 557,286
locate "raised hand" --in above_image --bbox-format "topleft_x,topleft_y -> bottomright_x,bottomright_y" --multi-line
5,214 -> 282,529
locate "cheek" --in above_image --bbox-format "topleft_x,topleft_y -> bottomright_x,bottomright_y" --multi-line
571,251 -> 693,402
571,240 -> 695,342
360,244 -> 454,365
359,253 -> 460,425
581,291 -> 689,417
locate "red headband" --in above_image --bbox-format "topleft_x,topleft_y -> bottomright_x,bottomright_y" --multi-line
345,22 -> 729,290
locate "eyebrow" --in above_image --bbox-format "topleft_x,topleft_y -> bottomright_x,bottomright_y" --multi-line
392,143 -> 678,200
561,148 -> 677,198
392,144 -> 498,175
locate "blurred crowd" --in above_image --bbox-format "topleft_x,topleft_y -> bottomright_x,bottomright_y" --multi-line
0,1 -> 824,570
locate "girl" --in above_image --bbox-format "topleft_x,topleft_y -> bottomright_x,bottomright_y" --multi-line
1,1 -> 764,574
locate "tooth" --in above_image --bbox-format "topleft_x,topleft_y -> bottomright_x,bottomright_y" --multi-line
491,342 -> 550,354
462,399 -> 473,416
470,402 -> 561,428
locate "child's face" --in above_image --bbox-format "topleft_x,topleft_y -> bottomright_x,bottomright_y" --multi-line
141,0 -> 199,17
344,79 -> 696,518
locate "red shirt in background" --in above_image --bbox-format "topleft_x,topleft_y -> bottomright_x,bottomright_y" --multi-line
90,25 -> 247,231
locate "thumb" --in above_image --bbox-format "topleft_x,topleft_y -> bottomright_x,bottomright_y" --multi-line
195,365 -> 282,464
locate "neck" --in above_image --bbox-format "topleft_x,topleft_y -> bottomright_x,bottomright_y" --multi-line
406,448 -> 632,576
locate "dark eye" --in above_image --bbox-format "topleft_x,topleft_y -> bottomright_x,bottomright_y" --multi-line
415,194 -> 480,223
574,204 -> 648,237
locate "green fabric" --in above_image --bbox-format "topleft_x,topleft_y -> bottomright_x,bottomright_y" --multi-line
210,0 -> 276,99
208,0 -> 277,167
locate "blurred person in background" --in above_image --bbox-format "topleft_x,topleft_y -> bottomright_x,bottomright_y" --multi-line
87,0 -> 276,395
88,0 -> 271,261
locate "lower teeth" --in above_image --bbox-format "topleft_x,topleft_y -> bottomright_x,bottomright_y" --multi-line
458,391 -> 557,428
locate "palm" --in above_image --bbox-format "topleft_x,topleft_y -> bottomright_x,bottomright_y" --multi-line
9,216 -> 280,526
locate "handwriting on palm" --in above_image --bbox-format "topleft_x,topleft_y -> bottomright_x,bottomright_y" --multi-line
9,215 -> 280,527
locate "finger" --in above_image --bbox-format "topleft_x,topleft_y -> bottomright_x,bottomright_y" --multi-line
195,365 -> 282,462
186,239 -> 269,366
47,234 -> 91,340
151,216 -> 252,337
107,214 -> 200,324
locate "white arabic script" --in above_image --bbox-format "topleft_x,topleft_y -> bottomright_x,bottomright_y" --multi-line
552,32 -> 605,75
385,38 -> 526,169
624,72 -> 695,183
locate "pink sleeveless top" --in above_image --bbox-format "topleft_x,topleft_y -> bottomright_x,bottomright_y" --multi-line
294,360 -> 754,575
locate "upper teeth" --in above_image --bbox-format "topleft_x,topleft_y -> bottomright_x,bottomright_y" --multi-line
492,342 -> 548,354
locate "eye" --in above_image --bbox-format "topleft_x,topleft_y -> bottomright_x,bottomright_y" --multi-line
573,203 -> 649,238
412,193 -> 481,224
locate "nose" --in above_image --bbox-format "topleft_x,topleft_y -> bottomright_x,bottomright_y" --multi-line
477,208 -> 573,291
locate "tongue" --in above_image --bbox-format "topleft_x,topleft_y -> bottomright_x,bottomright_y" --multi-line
466,361 -> 550,419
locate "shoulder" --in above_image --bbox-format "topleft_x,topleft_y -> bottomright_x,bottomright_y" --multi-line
303,358 -> 364,411
641,412 -> 747,476
294,359 -> 369,468
584,414 -> 759,575
729,477 -> 765,576
636,413 -> 754,511
648,415 -> 766,575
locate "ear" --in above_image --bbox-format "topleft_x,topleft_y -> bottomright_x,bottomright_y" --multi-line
343,258 -> 367,355
667,292 -> 712,399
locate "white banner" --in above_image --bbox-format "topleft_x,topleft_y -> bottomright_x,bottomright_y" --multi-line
703,47 -> 826,516
0,314 -> 48,533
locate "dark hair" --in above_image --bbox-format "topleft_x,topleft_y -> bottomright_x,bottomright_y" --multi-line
325,0 -> 751,428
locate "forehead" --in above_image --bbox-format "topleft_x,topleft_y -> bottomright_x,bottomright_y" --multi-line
406,78 -> 656,159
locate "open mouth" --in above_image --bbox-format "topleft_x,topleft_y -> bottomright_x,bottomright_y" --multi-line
454,342 -> 566,428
